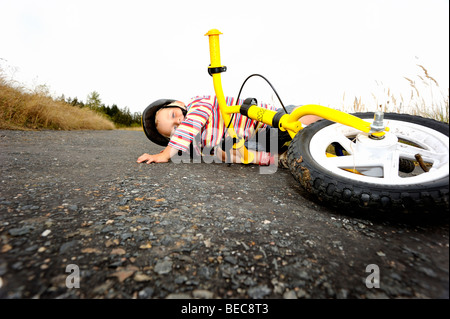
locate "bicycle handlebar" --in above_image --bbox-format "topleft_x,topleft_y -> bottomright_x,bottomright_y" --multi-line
205,29 -> 255,164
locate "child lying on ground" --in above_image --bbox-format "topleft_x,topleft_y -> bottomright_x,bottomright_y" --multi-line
137,95 -> 320,167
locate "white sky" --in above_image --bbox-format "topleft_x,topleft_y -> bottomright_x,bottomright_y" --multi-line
1,0 -> 448,114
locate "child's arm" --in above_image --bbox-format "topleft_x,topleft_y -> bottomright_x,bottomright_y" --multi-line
137,146 -> 179,164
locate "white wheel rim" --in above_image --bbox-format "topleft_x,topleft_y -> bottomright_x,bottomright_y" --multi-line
309,118 -> 449,185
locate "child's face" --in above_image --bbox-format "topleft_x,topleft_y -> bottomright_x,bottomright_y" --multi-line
155,107 -> 185,138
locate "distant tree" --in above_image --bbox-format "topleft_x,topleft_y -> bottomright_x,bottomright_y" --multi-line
110,104 -> 119,117
86,91 -> 102,111
64,91 -> 142,127
132,112 -> 142,125
65,96 -> 84,108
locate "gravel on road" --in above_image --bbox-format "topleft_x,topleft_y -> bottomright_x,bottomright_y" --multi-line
0,130 -> 448,299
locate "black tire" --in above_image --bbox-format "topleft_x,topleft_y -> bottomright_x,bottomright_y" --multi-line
287,113 -> 449,213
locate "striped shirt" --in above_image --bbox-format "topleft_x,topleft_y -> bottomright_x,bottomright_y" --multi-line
168,95 -> 278,153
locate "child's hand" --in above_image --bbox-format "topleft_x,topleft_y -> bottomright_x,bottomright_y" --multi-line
137,152 -> 169,164
137,146 -> 175,164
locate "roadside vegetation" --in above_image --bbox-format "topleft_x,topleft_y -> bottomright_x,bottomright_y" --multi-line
0,66 -> 142,130
0,71 -> 115,130
1,64 -> 447,131
343,65 -> 449,123
63,91 -> 142,129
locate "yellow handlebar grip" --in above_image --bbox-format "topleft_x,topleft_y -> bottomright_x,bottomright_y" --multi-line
205,29 -> 223,67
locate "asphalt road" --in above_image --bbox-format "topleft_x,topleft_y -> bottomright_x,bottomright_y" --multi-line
0,129 -> 448,300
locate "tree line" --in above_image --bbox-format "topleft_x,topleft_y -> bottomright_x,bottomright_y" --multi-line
62,91 -> 142,127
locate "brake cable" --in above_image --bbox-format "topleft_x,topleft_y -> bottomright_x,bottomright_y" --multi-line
235,74 -> 288,114
220,74 -> 287,163
226,74 -> 288,132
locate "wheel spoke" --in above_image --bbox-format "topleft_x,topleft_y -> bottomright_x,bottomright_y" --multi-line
325,154 -> 358,168
326,150 -> 403,181
332,132 -> 356,155
325,154 -> 384,168
397,142 -> 448,167
382,150 -> 401,182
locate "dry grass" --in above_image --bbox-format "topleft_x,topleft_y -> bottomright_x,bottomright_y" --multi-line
343,65 -> 449,123
0,71 -> 115,130
118,126 -> 143,131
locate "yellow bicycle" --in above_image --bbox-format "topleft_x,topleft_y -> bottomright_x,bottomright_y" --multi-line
205,29 -> 449,213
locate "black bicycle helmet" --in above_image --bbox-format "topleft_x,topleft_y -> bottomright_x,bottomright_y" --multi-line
142,99 -> 186,146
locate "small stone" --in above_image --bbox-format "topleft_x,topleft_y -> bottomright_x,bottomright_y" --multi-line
101,225 -> 115,233
175,275 -> 188,284
154,260 -> 173,275
203,238 -> 212,248
81,247 -> 101,254
296,289 -> 308,298
139,242 -> 152,249
134,272 -> 152,282
25,245 -> 38,252
161,235 -> 173,246
38,247 -> 46,253
110,269 -> 135,283
166,293 -> 191,299
224,256 -> 237,265
9,226 -> 32,236
283,290 -> 298,299
138,287 -> 154,298
136,216 -> 152,224
419,267 -> 437,278
92,281 -> 114,295
120,233 -> 133,241
1,244 -> 12,253
59,240 -> 79,254
105,239 -> 119,247
248,285 -> 271,299
192,289 -> 214,299
41,229 -> 51,237
111,248 -> 126,255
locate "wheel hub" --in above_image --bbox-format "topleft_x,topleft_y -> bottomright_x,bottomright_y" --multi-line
354,132 -> 398,177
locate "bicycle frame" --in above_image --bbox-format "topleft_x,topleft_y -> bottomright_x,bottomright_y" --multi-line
205,29 -> 388,164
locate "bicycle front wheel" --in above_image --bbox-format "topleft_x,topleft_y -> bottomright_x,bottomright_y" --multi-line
287,112 -> 449,213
